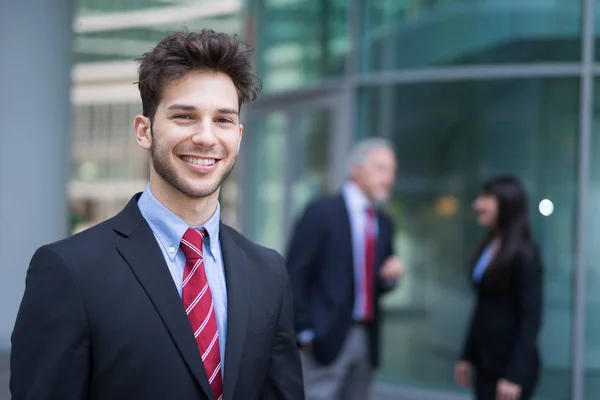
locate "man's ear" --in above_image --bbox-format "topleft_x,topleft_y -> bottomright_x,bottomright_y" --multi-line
133,115 -> 152,150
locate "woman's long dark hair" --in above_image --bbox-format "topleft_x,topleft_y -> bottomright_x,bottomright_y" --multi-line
470,175 -> 537,284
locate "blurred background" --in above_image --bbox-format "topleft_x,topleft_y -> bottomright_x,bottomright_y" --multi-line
1,0 -> 599,399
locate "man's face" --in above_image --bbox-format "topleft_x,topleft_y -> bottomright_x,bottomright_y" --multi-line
352,146 -> 397,203
138,70 -> 242,200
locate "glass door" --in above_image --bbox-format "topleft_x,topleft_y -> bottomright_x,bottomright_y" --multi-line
285,107 -> 334,235
239,93 -> 345,254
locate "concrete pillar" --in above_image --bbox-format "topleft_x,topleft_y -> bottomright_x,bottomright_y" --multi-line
0,0 -> 75,348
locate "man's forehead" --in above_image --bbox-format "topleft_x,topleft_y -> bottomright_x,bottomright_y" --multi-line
160,71 -> 239,106
366,146 -> 396,161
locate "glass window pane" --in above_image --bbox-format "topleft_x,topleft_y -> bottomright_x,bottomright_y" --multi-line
76,0 -> 209,14
242,112 -> 287,253
248,0 -> 349,93
242,107 -> 336,252
359,0 -> 581,71
72,103 -> 143,181
596,0 -> 600,62
359,78 -> 577,397
75,7 -> 241,63
585,81 -> 600,398
288,108 -> 333,220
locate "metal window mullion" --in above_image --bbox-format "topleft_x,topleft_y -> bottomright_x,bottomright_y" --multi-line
573,0 -> 595,398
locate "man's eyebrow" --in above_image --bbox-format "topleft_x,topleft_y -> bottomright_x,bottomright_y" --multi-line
217,108 -> 239,116
166,104 -> 197,111
166,105 -> 239,116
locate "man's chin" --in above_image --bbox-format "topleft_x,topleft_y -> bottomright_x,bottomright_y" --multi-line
160,175 -> 221,200
180,183 -> 221,199
373,194 -> 390,205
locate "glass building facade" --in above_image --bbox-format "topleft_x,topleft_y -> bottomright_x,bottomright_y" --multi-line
240,1 -> 597,399
2,0 -> 596,399
69,0 -> 243,232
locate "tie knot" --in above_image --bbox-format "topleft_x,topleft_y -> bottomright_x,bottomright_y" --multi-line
180,228 -> 207,261
366,205 -> 376,217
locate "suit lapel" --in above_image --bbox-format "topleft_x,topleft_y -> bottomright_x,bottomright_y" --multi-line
375,212 -> 388,267
337,195 -> 354,265
220,225 -> 249,400
113,195 -> 214,400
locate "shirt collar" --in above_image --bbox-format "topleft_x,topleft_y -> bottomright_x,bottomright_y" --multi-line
342,181 -> 373,212
137,184 -> 221,261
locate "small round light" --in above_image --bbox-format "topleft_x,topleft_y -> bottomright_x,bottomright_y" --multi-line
539,199 -> 554,216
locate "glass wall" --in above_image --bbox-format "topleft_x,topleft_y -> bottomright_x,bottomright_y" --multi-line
358,0 -> 581,71
360,78 -> 578,398
71,0 -> 244,232
75,0 -> 241,63
287,108 -> 333,220
74,15 -> 241,63
242,106 -> 336,254
77,0 -> 184,13
242,112 -> 287,253
248,0 -> 350,93
241,0 -> 598,399
585,82 -> 600,398
72,103 -> 145,182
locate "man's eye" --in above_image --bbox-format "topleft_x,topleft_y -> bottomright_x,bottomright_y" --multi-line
216,118 -> 233,124
174,115 -> 192,120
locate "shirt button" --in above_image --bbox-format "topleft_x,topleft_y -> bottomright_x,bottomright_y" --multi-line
168,247 -> 175,254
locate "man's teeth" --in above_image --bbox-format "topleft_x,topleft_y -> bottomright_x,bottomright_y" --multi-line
182,156 -> 216,166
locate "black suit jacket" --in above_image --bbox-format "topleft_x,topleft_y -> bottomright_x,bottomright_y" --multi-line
10,194 -> 304,400
461,250 -> 543,387
285,194 -> 396,367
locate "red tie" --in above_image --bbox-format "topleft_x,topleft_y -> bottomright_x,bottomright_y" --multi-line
364,206 -> 377,321
180,228 -> 223,400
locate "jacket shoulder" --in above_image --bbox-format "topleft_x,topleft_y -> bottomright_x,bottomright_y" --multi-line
309,193 -> 343,208
221,224 -> 285,270
297,193 -> 343,218
36,216 -> 120,267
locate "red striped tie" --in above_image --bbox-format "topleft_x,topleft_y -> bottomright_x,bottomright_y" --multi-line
180,228 -> 223,400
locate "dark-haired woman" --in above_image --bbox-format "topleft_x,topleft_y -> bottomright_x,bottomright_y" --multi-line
454,176 -> 543,400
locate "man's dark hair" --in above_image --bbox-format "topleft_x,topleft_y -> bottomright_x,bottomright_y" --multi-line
135,29 -> 262,121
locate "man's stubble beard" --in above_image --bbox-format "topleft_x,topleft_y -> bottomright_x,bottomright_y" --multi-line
150,139 -> 237,200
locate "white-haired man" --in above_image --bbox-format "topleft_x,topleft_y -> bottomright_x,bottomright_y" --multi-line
286,138 -> 405,399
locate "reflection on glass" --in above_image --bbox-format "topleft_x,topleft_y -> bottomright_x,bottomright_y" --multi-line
72,103 -> 144,181
360,78 -> 577,397
359,0 -> 581,71
288,108 -> 333,222
75,13 -> 241,63
242,107 -> 334,252
249,0 -> 349,92
538,199 -> 554,217
242,112 -> 287,253
584,82 -> 600,397
70,103 -> 151,233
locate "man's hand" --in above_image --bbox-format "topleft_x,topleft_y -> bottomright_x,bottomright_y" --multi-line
454,360 -> 472,387
297,330 -> 314,350
380,255 -> 405,281
496,379 -> 521,400
299,340 -> 312,350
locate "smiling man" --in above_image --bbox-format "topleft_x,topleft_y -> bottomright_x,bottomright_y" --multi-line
10,30 -> 304,400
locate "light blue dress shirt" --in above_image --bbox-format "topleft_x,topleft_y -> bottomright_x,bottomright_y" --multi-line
137,185 -> 228,371
472,242 -> 495,282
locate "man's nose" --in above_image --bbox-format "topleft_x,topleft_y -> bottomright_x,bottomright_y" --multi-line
191,119 -> 218,146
